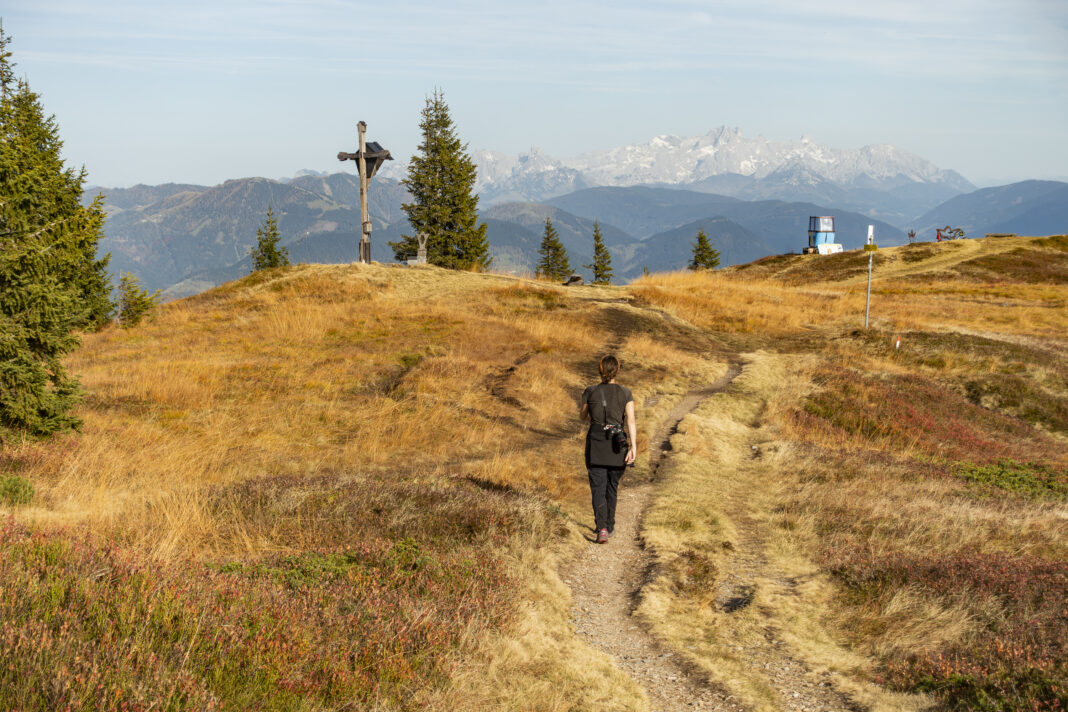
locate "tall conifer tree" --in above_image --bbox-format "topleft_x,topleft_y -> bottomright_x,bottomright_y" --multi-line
536,217 -> 571,281
583,221 -> 613,285
0,25 -> 112,438
688,228 -> 721,271
391,90 -> 490,270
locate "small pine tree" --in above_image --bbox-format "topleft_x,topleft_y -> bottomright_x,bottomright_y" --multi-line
689,228 -> 721,270
641,265 -> 650,277
249,206 -> 289,271
117,272 -> 161,328
536,217 -> 572,281
583,221 -> 613,285
391,90 -> 490,270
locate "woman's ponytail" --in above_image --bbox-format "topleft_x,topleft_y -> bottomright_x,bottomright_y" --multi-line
599,354 -> 620,383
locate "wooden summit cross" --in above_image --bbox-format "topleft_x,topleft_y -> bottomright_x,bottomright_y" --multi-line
338,121 -> 392,264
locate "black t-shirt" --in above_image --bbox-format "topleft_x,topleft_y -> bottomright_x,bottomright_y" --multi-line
582,382 -> 632,426
583,383 -> 633,467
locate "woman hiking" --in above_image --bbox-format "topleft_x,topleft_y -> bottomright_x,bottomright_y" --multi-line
579,354 -> 637,544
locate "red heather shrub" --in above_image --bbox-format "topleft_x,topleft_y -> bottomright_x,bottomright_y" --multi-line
798,367 -> 1059,464
0,518 -> 511,711
825,546 -> 1067,711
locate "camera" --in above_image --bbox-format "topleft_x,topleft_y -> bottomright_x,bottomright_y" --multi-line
604,423 -> 629,452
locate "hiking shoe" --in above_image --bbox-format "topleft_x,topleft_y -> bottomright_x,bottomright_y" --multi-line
607,528 -> 614,538
597,528 -> 609,544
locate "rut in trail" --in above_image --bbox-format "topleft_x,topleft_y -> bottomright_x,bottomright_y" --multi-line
647,362 -> 743,476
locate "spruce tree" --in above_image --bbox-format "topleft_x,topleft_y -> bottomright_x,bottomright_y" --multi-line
536,217 -> 571,282
117,272 -> 161,328
583,221 -> 613,285
391,90 -> 490,270
0,25 -> 115,437
249,206 -> 289,271
689,228 -> 721,271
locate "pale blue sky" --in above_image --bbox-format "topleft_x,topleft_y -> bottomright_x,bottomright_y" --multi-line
4,0 -> 1066,187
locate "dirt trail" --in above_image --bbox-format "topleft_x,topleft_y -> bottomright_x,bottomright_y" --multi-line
835,236 -> 999,285
562,365 -> 746,712
562,357 -> 863,712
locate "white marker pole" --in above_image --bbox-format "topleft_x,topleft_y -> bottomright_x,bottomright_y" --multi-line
864,225 -> 874,329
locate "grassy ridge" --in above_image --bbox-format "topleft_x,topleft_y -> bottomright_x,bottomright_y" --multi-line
1,235 -> 1064,709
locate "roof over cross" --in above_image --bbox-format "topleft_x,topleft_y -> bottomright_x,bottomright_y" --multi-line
337,142 -> 393,179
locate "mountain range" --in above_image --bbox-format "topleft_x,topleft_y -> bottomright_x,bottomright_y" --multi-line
85,129 -> 1065,298
379,126 -> 975,224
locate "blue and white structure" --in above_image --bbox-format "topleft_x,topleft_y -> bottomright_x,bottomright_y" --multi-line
806,216 -> 843,255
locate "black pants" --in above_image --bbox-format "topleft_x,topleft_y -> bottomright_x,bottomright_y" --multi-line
587,465 -> 625,533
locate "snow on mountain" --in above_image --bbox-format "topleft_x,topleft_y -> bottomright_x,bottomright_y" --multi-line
354,126 -> 974,222
560,126 -> 969,189
362,146 -> 583,203
469,147 -> 588,204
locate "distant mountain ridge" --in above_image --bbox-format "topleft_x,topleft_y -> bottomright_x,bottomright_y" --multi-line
914,180 -> 1068,238
85,170 -> 1064,299
376,126 -> 975,224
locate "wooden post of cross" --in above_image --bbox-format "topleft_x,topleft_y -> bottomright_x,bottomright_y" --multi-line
356,122 -> 371,263
337,122 -> 392,264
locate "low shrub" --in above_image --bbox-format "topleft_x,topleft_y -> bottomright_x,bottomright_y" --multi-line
826,547 -> 1067,711
953,460 -> 1067,501
796,366 -> 1060,464
0,519 -> 512,711
900,244 -> 941,263
783,250 -> 888,284
0,474 -> 33,506
670,548 -> 718,598
953,249 -> 1068,284
1032,235 -> 1068,251
963,375 -> 1068,434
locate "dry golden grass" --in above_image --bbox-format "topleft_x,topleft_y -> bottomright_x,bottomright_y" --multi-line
4,236 -> 1063,709
434,542 -> 650,712
3,261 -> 727,710
636,236 -> 1068,339
637,352 -> 928,711
8,265 -> 608,552
633,271 -> 864,334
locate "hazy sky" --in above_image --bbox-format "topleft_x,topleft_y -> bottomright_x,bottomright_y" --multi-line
4,0 -> 1067,188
